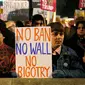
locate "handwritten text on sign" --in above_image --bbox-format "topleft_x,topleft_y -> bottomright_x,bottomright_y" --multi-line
15,27 -> 52,78
79,0 -> 85,8
40,0 -> 56,12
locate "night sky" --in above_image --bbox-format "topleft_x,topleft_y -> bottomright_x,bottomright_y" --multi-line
57,0 -> 79,18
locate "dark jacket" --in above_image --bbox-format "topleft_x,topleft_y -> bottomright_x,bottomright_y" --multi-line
64,33 -> 85,69
0,19 -> 15,49
64,33 -> 84,58
52,45 -> 85,78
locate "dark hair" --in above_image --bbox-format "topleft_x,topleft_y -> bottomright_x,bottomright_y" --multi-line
0,19 -> 6,29
0,19 -> 7,37
76,20 -> 85,29
16,21 -> 24,27
48,22 -> 64,32
75,16 -> 85,24
32,14 -> 44,25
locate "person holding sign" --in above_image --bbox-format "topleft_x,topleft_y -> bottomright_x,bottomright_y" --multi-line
48,22 -> 85,78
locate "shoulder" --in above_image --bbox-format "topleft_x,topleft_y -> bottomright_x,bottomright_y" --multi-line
62,45 -> 78,57
4,43 -> 14,52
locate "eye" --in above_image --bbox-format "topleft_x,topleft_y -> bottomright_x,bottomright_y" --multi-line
78,27 -> 85,29
60,32 -> 64,36
54,32 -> 58,36
52,32 -> 58,36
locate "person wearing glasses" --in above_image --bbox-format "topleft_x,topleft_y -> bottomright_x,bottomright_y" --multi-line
48,22 -> 85,78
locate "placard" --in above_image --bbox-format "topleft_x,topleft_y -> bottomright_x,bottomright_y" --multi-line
40,0 -> 56,12
79,0 -> 85,8
2,0 -> 29,20
15,27 -> 52,78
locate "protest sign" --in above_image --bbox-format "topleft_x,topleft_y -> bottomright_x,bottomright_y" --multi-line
79,0 -> 85,8
40,0 -> 56,12
1,0 -> 29,20
32,0 -> 40,8
15,27 -> 52,78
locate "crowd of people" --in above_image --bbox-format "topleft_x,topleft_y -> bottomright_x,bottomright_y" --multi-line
0,14 -> 85,78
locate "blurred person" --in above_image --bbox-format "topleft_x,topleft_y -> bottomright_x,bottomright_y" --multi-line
63,17 -> 85,44
61,19 -> 66,27
56,17 -> 61,22
48,22 -> 85,78
24,20 -> 32,27
68,20 -> 75,28
64,20 -> 85,69
75,21 -> 85,68
16,20 -> 24,27
63,20 -> 76,41
0,19 -> 15,49
31,14 -> 44,26
76,21 -> 85,38
6,21 -> 16,33
64,26 -> 71,40
0,32 -> 16,77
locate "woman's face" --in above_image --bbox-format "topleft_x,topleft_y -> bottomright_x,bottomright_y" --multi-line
77,23 -> 85,37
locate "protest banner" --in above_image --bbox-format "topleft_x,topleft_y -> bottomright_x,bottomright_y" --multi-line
40,0 -> 56,12
15,27 -> 52,78
40,0 -> 56,24
1,0 -> 29,20
32,0 -> 40,8
79,0 -> 85,8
